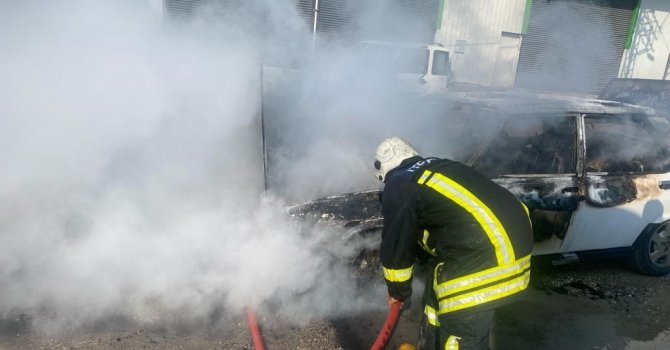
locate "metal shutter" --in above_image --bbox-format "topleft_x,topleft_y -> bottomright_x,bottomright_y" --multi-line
516,0 -> 635,94
316,0 -> 358,42
297,0 -> 315,33
167,0 -> 271,36
389,0 -> 441,43
316,0 -> 439,44
165,0 -> 440,45
164,0 -> 199,22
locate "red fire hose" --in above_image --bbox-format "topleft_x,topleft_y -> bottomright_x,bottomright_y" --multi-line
245,306 -> 266,350
245,302 -> 401,350
370,301 -> 403,350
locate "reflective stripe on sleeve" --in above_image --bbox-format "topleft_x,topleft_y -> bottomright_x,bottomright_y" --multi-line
445,336 -> 460,350
521,202 -> 529,217
521,202 -> 532,227
435,255 -> 531,299
424,305 -> 440,327
418,170 -> 433,184
438,270 -> 530,314
383,265 -> 413,282
421,172 -> 515,265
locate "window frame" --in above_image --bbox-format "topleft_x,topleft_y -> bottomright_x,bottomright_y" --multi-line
583,113 -> 670,176
471,113 -> 580,177
431,50 -> 451,76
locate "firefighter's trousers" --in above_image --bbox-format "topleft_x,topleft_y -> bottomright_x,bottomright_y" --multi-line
417,265 -> 494,350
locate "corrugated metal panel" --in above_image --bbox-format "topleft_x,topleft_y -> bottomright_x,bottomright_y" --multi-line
297,0 -> 314,32
516,0 -> 635,94
316,0 -> 439,44
394,0 -> 441,42
164,0 -> 199,22
165,0 -> 269,36
165,0 -> 439,45
316,0 -> 358,42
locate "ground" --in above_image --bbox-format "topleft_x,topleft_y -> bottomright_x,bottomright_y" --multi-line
1,257 -> 669,350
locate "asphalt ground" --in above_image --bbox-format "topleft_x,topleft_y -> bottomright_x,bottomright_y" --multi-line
1,257 -> 668,350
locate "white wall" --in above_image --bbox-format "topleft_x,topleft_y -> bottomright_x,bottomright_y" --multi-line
434,0 -> 527,86
620,0 -> 670,79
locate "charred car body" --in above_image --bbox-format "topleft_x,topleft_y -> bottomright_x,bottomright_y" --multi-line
289,91 -> 670,276
599,78 -> 670,115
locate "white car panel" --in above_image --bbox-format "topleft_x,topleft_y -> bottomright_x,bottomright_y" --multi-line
559,173 -> 670,253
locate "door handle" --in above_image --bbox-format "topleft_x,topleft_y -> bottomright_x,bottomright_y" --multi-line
659,181 -> 670,190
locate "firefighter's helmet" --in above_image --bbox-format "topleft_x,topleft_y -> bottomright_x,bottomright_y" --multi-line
374,137 -> 419,182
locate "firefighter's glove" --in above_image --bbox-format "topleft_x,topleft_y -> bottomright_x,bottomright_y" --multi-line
387,295 -> 409,310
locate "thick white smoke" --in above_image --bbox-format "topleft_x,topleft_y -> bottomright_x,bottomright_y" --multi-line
0,0 -> 389,333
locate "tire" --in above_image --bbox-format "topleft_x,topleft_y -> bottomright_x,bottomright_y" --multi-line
631,221 -> 670,276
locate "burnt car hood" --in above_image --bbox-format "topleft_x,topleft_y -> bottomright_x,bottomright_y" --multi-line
287,190 -> 383,237
286,178 -> 580,231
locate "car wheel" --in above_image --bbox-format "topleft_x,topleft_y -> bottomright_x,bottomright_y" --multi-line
632,221 -> 670,276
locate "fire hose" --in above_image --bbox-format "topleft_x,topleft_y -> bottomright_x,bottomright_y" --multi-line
245,306 -> 266,350
245,301 -> 402,350
370,300 -> 403,350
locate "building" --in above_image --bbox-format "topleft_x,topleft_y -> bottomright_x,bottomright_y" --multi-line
621,0 -> 670,81
164,0 -> 670,94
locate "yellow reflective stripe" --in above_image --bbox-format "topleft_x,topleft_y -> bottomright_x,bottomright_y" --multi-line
419,229 -> 437,256
418,169 -> 433,184
445,336 -> 460,350
424,172 -> 515,265
521,202 -> 532,227
438,270 -> 530,314
424,305 -> 440,327
435,255 -> 531,299
383,265 -> 413,282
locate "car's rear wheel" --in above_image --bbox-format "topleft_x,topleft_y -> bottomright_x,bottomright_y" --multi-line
632,221 -> 670,276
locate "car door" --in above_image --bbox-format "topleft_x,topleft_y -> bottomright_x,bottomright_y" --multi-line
562,113 -> 670,252
469,113 -> 584,253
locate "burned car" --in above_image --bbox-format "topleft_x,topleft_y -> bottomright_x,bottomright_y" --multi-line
599,78 -> 670,115
289,92 -> 670,276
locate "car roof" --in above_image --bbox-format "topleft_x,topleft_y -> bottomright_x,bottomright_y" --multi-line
598,78 -> 670,113
421,90 -> 658,116
599,78 -> 670,99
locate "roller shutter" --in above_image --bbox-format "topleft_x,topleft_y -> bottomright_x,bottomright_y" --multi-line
164,0 -> 270,37
297,0 -> 315,32
316,0 -> 358,42
164,0 -> 198,22
316,0 -> 439,44
516,0 -> 635,94
165,0 -> 439,46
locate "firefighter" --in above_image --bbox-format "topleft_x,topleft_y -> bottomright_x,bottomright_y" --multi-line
374,137 -> 533,350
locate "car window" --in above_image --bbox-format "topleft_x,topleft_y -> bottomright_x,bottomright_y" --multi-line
474,115 -> 576,177
431,50 -> 450,76
394,48 -> 429,75
399,99 -> 494,161
585,114 -> 670,174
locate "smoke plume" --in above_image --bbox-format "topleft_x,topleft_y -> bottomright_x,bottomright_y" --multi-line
0,0 -> 404,333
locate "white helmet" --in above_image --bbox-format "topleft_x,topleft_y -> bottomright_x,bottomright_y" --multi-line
374,137 -> 419,182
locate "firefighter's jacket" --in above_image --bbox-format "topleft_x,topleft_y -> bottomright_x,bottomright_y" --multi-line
380,156 -> 533,316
